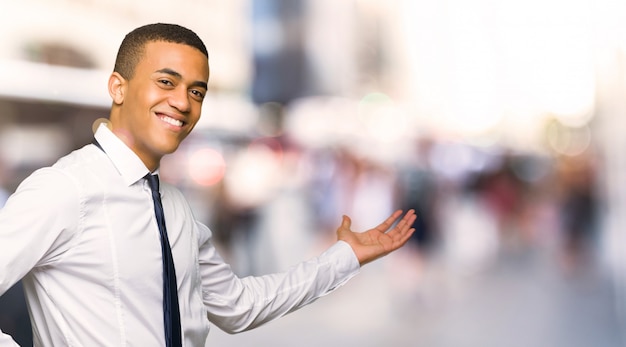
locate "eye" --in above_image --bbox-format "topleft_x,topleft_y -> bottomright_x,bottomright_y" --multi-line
190,89 -> 205,101
158,79 -> 174,87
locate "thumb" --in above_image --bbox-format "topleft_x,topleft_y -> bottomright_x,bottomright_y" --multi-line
337,215 -> 352,238
341,215 -> 352,230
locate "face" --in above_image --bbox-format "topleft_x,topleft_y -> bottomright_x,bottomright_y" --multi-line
109,41 -> 209,171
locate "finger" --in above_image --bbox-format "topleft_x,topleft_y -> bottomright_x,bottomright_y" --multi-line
341,215 -> 352,230
374,210 -> 404,232
389,214 -> 416,245
387,210 -> 416,238
396,227 -> 416,245
393,209 -> 415,229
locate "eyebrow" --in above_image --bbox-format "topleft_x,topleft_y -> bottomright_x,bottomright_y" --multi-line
156,68 -> 208,90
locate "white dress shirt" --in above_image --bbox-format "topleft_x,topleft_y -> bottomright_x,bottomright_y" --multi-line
0,123 -> 360,347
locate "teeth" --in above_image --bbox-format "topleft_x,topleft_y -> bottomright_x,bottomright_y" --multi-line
160,115 -> 183,127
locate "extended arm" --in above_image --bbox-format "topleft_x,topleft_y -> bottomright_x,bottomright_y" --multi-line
197,222 -> 360,334
197,210 -> 415,333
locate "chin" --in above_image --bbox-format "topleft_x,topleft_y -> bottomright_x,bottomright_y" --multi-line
162,145 -> 181,155
154,140 -> 181,156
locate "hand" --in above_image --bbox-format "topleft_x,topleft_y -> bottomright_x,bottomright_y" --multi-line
336,209 -> 416,266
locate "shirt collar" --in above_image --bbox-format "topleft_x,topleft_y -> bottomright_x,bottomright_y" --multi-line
94,123 -> 152,187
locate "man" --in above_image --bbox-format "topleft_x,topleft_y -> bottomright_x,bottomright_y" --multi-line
0,23 -> 415,346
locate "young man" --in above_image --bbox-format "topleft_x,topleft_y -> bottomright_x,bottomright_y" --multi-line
0,23 -> 415,346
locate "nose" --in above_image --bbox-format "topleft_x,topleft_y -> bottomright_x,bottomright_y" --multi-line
169,86 -> 191,113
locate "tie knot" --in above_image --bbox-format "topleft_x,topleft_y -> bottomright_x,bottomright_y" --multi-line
146,174 -> 160,193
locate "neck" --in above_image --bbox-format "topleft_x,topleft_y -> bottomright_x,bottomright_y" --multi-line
108,120 -> 161,172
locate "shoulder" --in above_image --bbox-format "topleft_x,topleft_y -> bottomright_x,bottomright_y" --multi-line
160,181 -> 187,203
159,181 -> 214,243
52,144 -> 102,174
160,181 -> 196,220
14,145 -> 101,207
14,167 -> 81,209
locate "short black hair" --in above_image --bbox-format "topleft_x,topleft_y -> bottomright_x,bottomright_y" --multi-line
113,23 -> 208,79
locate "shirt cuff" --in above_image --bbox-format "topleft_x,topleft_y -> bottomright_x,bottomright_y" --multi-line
318,241 -> 361,292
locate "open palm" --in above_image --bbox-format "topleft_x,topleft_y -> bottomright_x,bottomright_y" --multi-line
336,209 -> 416,266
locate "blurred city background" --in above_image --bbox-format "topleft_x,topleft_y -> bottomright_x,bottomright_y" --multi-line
1,0 -> 626,346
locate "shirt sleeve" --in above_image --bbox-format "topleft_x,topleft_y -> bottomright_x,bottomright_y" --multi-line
196,222 -> 360,334
0,167 -> 81,297
0,168 -> 81,346
0,334 -> 19,347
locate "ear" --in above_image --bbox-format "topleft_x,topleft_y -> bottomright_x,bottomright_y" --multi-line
108,72 -> 126,105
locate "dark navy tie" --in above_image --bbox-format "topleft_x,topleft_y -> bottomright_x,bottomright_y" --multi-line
93,139 -> 182,345
145,174 -> 182,347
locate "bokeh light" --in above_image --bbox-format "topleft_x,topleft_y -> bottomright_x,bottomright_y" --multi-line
187,148 -> 226,187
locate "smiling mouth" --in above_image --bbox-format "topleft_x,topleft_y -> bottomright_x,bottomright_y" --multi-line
158,114 -> 184,127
